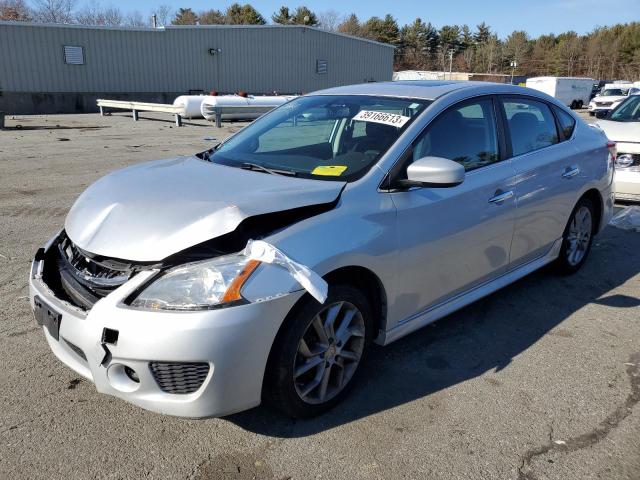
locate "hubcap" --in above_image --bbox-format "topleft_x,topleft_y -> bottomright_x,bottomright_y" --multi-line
566,206 -> 592,266
293,301 -> 365,404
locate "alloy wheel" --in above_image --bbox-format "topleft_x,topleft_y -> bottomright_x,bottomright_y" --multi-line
293,301 -> 365,404
566,205 -> 592,266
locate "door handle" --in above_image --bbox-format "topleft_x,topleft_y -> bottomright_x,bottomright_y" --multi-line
562,166 -> 580,179
488,190 -> 514,204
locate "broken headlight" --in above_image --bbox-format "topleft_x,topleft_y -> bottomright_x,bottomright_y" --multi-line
130,254 -> 259,310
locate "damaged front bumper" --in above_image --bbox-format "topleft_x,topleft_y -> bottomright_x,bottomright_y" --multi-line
29,238 -> 303,418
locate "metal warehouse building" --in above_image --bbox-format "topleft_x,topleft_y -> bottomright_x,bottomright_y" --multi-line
0,22 -> 394,115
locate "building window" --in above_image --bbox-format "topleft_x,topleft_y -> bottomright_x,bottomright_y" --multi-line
316,59 -> 328,74
63,46 -> 84,65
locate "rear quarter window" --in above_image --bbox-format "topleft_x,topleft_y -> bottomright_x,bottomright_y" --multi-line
553,107 -> 576,139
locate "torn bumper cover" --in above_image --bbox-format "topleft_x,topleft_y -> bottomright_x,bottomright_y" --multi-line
29,235 -> 328,417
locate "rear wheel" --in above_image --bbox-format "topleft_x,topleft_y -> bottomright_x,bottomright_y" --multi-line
577,100 -> 584,109
570,100 -> 577,109
264,284 -> 373,418
555,197 -> 595,274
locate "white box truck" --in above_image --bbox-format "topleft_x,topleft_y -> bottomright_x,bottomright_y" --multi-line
525,77 -> 595,109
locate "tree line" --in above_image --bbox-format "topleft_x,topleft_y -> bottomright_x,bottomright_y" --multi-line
2,0 -> 638,79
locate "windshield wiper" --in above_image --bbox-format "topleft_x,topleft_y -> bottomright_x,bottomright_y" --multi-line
241,162 -> 297,176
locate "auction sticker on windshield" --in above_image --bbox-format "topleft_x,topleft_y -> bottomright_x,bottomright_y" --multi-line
353,110 -> 410,128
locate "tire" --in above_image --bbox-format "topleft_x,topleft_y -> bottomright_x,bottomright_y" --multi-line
577,100 -> 584,109
554,197 -> 596,274
570,100 -> 577,109
589,112 -> 595,117
264,284 -> 374,418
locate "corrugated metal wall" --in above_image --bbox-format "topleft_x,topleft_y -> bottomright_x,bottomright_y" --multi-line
0,23 -> 394,94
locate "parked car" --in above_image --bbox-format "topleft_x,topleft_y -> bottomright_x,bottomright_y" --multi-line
597,94 -> 640,202
525,76 -> 594,109
30,81 -> 615,418
589,84 -> 633,117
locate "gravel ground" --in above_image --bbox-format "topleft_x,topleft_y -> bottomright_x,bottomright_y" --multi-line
0,110 -> 639,480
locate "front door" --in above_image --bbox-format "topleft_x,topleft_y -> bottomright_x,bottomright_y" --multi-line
390,97 -> 516,322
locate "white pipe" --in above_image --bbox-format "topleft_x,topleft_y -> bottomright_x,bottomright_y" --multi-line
172,95 -> 207,119
200,95 -> 297,121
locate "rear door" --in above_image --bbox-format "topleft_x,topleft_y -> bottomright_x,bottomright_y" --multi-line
390,96 -> 517,321
498,96 -> 581,266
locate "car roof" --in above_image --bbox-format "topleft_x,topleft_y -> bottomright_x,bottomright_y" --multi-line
310,80 -> 529,101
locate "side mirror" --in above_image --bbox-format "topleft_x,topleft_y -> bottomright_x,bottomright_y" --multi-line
401,156 -> 465,188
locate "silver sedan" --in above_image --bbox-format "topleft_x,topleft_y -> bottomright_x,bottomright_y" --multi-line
30,81 -> 615,418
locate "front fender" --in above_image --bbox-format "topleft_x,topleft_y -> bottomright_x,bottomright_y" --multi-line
241,184 -> 401,326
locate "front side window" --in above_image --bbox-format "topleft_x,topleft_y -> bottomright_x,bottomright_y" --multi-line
210,95 -> 428,181
412,98 -> 499,172
502,98 -> 559,156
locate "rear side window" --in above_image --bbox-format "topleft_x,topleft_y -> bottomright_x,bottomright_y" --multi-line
501,98 -> 559,156
554,107 -> 576,139
413,98 -> 499,171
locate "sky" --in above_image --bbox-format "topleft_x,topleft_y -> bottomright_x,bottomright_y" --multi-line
117,0 -> 640,38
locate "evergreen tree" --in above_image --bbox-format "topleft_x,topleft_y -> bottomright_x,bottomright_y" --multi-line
171,7 -> 197,25
225,3 -> 265,25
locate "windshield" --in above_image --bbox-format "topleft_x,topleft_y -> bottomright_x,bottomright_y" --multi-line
600,89 -> 625,97
609,96 -> 640,122
207,95 -> 429,181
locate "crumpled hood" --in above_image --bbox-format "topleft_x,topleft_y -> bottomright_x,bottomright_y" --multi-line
597,120 -> 640,145
65,157 -> 345,261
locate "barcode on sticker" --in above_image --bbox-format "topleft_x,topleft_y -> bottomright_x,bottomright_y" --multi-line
352,110 -> 410,128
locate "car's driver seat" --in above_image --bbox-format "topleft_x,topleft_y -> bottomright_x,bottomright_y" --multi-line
352,122 -> 398,157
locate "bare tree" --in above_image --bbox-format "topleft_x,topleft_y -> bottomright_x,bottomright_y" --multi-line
32,0 -> 75,23
152,4 -> 172,26
317,9 -> 341,31
75,1 -> 122,26
102,6 -> 122,25
125,9 -> 146,27
0,0 -> 32,20
1,0 -> 31,20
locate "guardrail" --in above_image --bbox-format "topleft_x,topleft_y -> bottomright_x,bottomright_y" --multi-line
96,99 -> 185,126
97,99 -> 278,128
202,105 -> 277,128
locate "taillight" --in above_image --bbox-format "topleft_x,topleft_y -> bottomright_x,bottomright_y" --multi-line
607,141 -> 617,168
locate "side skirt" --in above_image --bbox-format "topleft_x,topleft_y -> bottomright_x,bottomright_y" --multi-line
378,238 -> 563,346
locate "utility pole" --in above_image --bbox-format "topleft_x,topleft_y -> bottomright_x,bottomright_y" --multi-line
510,60 -> 517,84
448,49 -> 454,80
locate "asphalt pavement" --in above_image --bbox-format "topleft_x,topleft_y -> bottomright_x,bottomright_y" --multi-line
0,110 -> 638,480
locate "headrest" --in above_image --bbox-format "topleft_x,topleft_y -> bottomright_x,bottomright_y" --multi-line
510,112 -> 539,130
365,121 -> 397,138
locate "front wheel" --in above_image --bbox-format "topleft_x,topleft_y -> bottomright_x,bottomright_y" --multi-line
555,198 -> 596,274
264,284 -> 373,418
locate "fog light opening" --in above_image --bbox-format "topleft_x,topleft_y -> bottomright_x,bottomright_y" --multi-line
107,363 -> 141,393
124,366 -> 140,383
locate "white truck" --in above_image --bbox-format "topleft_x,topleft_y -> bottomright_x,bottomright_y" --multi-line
525,77 -> 595,109
589,82 -> 634,116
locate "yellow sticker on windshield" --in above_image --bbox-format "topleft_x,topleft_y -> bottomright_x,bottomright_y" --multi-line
311,165 -> 348,176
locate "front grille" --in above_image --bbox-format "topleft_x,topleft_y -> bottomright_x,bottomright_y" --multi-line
617,153 -> 640,169
149,362 -> 210,394
42,232 -> 140,310
596,101 -> 613,107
